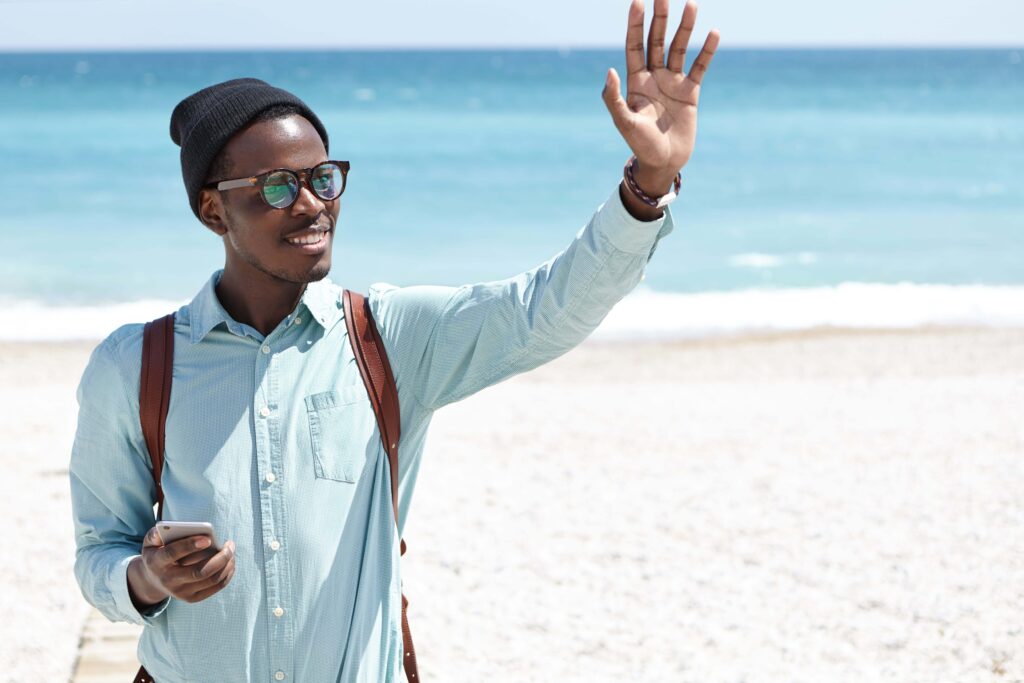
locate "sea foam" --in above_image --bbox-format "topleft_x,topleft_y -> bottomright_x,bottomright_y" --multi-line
2,283 -> 1023,343
592,283 -> 1024,341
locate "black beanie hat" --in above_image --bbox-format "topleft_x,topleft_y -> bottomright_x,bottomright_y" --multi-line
169,78 -> 330,219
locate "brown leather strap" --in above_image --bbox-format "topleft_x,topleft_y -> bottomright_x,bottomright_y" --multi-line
343,290 -> 401,516
343,289 -> 420,682
133,666 -> 155,683
140,313 -> 175,522
136,315 -> 175,683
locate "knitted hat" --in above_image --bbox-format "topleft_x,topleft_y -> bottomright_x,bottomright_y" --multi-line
169,78 -> 330,219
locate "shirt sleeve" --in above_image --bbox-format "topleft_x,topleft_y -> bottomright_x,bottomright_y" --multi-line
69,329 -> 170,626
368,182 -> 676,411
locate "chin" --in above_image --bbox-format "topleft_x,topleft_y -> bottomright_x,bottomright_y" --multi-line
254,258 -> 332,285
304,261 -> 332,283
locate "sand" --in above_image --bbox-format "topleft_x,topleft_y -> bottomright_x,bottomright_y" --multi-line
2,327 -> 1022,682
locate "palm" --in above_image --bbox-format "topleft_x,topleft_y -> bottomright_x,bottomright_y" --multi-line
603,0 -> 720,172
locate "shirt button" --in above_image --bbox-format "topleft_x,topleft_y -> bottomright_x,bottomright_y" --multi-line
259,406 -> 271,418
261,345 -> 271,354
293,316 -> 301,325
275,671 -> 286,681
269,539 -> 281,551
273,606 -> 284,617
265,472 -> 276,483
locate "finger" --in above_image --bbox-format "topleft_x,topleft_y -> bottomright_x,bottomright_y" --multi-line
667,0 -> 697,73
186,573 -> 232,603
176,547 -> 219,567
602,68 -> 638,137
646,0 -> 669,71
185,561 -> 236,603
158,534 -> 214,566
142,525 -> 163,549
186,541 -> 234,584
625,0 -> 646,75
686,28 -> 720,85
168,541 -> 233,592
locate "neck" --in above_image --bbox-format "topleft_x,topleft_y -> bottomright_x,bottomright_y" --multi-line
215,262 -> 306,338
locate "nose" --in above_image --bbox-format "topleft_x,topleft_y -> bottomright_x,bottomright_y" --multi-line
289,180 -> 327,216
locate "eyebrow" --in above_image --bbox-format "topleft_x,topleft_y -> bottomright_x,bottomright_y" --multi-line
240,160 -> 331,178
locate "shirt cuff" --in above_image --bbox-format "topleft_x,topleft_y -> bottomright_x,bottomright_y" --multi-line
591,183 -> 677,257
110,554 -> 170,626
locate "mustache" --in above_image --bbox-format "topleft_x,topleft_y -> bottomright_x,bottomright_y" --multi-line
306,213 -> 335,231
281,213 -> 335,239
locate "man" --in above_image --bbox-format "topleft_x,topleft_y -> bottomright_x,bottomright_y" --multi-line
69,1 -> 718,680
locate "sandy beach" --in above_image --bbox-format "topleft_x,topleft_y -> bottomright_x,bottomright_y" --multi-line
3,327 -> 1022,682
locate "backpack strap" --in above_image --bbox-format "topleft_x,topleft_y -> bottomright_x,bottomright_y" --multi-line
140,313 -> 175,522
343,289 -> 420,683
134,313 -> 175,683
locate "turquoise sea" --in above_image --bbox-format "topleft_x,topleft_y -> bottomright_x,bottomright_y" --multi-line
1,49 -> 1022,339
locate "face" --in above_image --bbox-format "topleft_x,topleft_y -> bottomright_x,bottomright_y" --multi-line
197,114 -> 340,285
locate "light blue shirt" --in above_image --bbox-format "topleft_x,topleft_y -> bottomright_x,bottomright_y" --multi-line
69,184 -> 674,682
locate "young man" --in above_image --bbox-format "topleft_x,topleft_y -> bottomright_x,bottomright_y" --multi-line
69,1 -> 718,680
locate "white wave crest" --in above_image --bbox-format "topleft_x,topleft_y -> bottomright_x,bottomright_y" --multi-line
591,283 -> 1024,341
0,299 -> 186,342
3,283 -> 1024,342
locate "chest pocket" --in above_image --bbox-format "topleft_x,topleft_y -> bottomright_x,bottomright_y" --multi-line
304,385 -> 373,483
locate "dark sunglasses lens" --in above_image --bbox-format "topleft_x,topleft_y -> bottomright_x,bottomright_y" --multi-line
263,171 -> 299,208
310,163 -> 344,201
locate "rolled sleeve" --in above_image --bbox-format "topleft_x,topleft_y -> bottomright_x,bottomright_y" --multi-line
592,183 -> 676,258
109,554 -> 170,626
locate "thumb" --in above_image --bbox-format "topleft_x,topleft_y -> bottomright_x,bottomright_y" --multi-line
143,525 -> 163,549
602,68 -> 635,136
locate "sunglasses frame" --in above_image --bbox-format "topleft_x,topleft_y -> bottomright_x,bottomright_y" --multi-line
204,160 -> 350,209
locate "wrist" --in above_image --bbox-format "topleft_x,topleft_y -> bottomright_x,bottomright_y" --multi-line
619,156 -> 681,221
619,180 -> 665,222
128,555 -> 169,608
632,159 -> 680,198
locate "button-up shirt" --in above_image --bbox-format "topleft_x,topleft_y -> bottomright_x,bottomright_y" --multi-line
69,184 -> 674,682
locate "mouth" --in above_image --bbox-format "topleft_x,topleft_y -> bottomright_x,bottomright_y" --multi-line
283,224 -> 332,255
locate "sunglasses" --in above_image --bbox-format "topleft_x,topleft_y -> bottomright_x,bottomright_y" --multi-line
204,160 -> 350,209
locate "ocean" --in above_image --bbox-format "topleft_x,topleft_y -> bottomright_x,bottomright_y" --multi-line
1,48 -> 1022,340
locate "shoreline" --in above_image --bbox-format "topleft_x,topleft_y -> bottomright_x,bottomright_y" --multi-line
0,320 -> 1017,348
4,281 -> 1024,343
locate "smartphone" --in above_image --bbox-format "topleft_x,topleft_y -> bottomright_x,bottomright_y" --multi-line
156,521 -> 221,551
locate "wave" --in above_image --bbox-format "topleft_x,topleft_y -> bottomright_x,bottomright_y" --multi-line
591,283 -> 1024,341
2,283 -> 1024,342
0,298 -> 188,342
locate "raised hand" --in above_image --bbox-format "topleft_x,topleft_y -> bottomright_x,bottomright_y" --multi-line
602,0 -> 720,196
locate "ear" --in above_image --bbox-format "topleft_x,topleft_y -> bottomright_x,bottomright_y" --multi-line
198,188 -> 229,236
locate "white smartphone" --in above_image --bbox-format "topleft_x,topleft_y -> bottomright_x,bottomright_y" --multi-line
156,521 -> 221,551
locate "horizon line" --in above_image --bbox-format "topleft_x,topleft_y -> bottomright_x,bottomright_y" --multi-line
1,43 -> 1022,54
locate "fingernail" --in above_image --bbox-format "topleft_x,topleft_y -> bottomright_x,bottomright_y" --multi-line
196,537 -> 211,549
606,71 -> 613,87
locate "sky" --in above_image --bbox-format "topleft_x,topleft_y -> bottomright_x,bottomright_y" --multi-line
0,0 -> 1021,50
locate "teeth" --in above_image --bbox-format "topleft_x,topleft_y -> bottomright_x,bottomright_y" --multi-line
287,231 -> 326,246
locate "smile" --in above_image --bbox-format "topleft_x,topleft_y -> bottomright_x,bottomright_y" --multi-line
284,227 -> 331,254
286,231 -> 328,246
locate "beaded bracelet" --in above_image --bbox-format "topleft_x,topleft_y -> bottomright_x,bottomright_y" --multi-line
623,155 -> 682,209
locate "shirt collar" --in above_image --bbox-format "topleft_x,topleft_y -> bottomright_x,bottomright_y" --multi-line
186,269 -> 345,344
